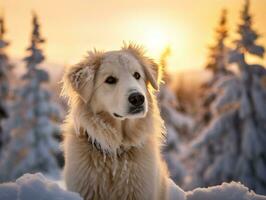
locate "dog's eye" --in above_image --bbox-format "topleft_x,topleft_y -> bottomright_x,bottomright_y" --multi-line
133,72 -> 141,80
105,76 -> 117,84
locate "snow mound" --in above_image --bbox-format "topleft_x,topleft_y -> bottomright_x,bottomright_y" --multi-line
0,174 -> 265,200
186,182 -> 266,200
0,173 -> 82,200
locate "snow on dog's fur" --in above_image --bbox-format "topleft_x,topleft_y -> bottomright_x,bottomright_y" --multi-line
61,43 -> 185,200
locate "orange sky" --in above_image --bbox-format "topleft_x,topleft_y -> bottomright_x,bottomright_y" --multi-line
1,0 -> 266,72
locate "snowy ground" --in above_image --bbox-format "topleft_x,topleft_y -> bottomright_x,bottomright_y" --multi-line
0,173 -> 265,200
0,173 -> 82,200
186,182 -> 266,200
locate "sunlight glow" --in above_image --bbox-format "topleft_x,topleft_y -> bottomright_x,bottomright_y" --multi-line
142,29 -> 170,57
126,19 -> 188,72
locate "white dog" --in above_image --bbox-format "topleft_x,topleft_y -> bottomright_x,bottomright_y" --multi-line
61,43 -> 185,200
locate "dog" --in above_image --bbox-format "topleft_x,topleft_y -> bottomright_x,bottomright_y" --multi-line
61,43 -> 185,200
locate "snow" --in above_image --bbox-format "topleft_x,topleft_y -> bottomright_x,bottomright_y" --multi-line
0,173 -> 82,200
186,182 -> 266,200
168,178 -> 186,200
0,173 -> 265,200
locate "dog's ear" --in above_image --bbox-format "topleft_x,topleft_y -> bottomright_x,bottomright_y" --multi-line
122,43 -> 162,90
62,50 -> 103,103
141,58 -> 161,90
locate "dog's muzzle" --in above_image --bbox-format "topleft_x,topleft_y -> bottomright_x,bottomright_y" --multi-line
128,92 -> 144,106
128,92 -> 145,114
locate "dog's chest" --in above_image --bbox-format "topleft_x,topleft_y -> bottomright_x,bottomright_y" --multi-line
64,133 -> 159,200
85,151 -> 156,200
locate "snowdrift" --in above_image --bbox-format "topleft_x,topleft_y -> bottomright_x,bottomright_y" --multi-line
0,173 -> 82,200
186,182 -> 266,200
0,173 -> 265,200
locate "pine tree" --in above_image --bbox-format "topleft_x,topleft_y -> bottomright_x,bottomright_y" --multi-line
227,0 -> 266,194
158,47 -> 194,185
198,9 -> 232,129
0,16 -> 12,151
0,13 -> 61,181
206,9 -> 230,77
186,0 -> 266,195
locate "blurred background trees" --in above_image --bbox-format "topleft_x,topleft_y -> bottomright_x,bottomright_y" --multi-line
197,9 -> 233,131
159,46 -> 195,185
0,13 -> 62,181
184,0 -> 266,195
0,16 -> 12,154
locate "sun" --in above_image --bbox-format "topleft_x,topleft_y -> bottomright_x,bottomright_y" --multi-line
142,28 -> 169,57
126,19 -> 172,61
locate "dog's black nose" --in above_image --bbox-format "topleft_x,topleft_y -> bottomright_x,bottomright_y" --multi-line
128,92 -> 144,106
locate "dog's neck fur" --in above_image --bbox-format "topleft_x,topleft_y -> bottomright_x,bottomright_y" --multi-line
83,130 -> 132,157
69,93 -> 163,156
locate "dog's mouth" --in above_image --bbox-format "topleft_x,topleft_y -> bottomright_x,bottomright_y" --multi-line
129,106 -> 144,114
113,113 -> 123,118
113,106 -> 144,119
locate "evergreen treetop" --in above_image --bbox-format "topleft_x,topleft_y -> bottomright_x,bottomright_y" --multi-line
23,12 -> 48,83
230,0 -> 265,64
206,9 -> 229,74
0,16 -> 9,49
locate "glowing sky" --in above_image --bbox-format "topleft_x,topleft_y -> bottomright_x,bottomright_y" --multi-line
1,0 -> 266,71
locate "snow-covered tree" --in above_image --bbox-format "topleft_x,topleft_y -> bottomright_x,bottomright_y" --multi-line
198,9 -> 232,129
227,0 -> 266,194
206,9 -> 230,79
158,47 -> 194,185
0,13 -> 61,181
0,16 -> 12,152
186,0 -> 266,195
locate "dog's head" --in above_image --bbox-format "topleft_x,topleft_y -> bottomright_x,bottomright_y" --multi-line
63,43 -> 162,120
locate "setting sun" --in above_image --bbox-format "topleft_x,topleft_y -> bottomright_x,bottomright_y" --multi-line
142,28 -> 169,57
124,18 -> 171,59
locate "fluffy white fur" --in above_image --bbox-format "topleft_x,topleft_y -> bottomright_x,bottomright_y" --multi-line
61,43 -> 185,200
